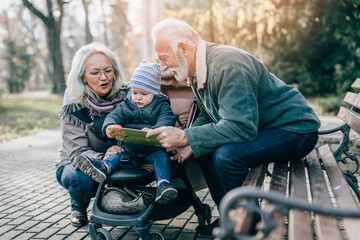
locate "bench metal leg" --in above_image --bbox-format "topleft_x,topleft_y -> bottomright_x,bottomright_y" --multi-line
344,171 -> 360,201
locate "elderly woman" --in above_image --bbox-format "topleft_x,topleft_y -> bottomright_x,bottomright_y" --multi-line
56,42 -> 128,227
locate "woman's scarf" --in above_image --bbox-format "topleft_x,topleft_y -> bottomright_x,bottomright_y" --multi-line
59,88 -> 127,132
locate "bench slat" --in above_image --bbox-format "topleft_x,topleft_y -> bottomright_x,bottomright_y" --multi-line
264,162 -> 288,240
288,158 -> 313,240
318,144 -> 360,240
351,78 -> 360,91
237,164 -> 268,234
343,92 -> 360,109
306,150 -> 343,240
338,107 -> 360,135
269,162 -> 288,193
243,164 -> 267,187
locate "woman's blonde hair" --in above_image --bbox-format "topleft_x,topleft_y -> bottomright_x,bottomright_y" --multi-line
66,42 -> 124,104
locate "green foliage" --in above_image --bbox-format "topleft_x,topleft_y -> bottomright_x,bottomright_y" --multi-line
0,94 -> 62,142
259,0 -> 360,96
316,94 -> 349,114
166,0 -> 360,97
3,38 -> 35,93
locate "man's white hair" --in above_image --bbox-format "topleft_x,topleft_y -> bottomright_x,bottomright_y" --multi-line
66,42 -> 124,104
151,18 -> 201,52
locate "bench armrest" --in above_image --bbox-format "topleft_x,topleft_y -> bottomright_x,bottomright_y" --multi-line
319,124 -> 359,174
318,123 -> 349,135
214,187 -> 360,240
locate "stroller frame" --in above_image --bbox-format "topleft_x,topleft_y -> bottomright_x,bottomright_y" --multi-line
89,79 -> 212,240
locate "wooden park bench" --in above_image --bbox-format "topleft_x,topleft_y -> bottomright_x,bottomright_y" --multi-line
214,79 -> 360,240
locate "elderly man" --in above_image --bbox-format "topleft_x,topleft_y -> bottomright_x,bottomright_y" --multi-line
147,18 -> 320,235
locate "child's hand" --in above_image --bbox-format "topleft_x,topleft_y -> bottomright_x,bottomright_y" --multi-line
104,145 -> 124,159
106,125 -> 122,139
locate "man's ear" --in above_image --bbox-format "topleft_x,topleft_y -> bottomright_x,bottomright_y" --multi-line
178,42 -> 188,56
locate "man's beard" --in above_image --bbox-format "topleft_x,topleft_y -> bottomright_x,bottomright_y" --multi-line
162,50 -> 189,82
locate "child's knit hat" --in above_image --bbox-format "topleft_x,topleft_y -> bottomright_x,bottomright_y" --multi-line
130,61 -> 161,95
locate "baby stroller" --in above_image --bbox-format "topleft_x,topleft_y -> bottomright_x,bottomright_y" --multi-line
89,78 -> 212,240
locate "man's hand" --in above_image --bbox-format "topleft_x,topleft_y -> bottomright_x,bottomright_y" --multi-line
146,126 -> 189,148
171,145 -> 193,164
104,145 -> 124,159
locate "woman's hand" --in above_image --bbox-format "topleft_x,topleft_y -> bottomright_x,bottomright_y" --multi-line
104,145 -> 123,159
146,126 -> 188,148
170,145 -> 193,164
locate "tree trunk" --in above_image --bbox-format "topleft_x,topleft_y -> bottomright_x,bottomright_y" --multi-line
47,24 -> 65,94
22,0 -> 65,94
82,0 -> 93,43
100,0 -> 109,46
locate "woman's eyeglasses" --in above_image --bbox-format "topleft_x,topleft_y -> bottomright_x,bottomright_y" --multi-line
85,68 -> 114,78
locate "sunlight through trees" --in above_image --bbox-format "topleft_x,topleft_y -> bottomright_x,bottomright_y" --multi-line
0,0 -> 359,96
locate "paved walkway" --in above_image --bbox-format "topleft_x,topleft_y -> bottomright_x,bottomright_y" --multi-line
0,128 -> 217,240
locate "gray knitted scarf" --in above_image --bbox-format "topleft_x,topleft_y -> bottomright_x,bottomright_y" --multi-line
59,89 -> 127,132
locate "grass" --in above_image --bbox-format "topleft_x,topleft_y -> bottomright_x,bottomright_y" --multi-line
0,92 -> 63,143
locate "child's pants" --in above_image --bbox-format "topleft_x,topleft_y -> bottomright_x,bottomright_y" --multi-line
103,149 -> 172,183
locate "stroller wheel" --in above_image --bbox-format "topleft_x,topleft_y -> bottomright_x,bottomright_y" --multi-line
149,229 -> 165,240
95,227 -> 113,240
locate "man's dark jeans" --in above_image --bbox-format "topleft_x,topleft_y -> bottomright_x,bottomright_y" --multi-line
197,128 -> 318,206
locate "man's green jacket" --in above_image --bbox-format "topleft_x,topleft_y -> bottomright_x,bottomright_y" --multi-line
185,40 -> 321,157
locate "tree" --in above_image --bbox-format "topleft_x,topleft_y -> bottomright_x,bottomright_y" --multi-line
3,38 -> 34,93
265,0 -> 360,96
165,0 -> 360,97
103,0 -> 133,78
82,0 -> 93,43
16,6 -> 54,90
22,0 -> 66,94
1,6 -> 35,93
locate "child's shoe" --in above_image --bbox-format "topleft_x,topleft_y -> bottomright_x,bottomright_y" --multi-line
73,155 -> 108,183
155,182 -> 178,204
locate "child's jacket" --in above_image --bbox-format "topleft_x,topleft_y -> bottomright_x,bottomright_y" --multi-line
102,92 -> 176,151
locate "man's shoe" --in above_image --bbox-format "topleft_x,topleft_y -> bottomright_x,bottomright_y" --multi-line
73,155 -> 107,183
71,209 -> 88,227
155,182 -> 178,204
195,218 -> 219,236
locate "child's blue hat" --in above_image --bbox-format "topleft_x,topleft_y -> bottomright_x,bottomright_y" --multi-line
130,61 -> 161,95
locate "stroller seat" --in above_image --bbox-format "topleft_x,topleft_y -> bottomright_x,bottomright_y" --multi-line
89,78 -> 212,240
109,166 -> 153,180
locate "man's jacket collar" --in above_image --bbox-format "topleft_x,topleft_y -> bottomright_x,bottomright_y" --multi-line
195,39 -> 207,90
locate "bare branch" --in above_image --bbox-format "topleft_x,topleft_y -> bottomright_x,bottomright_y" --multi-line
57,0 -> 65,34
22,0 -> 50,27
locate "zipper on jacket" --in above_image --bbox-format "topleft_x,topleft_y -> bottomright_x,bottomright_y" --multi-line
139,108 -> 144,122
